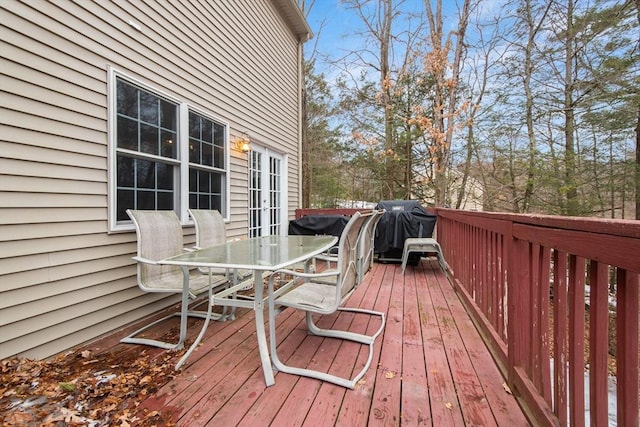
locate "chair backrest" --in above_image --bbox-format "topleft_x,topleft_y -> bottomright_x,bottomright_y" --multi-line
127,209 -> 184,290
188,209 -> 226,248
336,211 -> 374,300
357,209 -> 385,277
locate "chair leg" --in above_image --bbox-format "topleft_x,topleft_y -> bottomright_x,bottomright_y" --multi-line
268,299 -> 386,389
120,270 -> 226,370
306,308 -> 384,344
120,301 -> 227,349
401,245 -> 411,273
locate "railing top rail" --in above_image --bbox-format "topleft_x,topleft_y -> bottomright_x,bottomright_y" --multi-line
434,208 -> 640,239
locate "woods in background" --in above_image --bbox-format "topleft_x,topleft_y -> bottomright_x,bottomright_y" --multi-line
300,0 -> 639,219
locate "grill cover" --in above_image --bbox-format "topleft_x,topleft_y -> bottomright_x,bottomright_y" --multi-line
374,200 -> 437,260
288,214 -> 350,237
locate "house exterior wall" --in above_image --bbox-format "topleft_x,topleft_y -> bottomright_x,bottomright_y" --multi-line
0,0 -> 310,360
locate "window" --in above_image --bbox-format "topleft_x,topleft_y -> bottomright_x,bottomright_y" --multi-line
110,73 -> 228,230
188,113 -> 225,211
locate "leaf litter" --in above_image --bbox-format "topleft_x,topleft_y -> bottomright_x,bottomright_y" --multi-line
1,345 -> 180,426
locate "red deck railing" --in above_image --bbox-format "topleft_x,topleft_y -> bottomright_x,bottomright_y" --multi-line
294,207 -> 639,426
434,209 -> 639,427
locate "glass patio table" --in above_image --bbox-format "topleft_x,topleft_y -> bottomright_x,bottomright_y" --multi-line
159,234 -> 338,386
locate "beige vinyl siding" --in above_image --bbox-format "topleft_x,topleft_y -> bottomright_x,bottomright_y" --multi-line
0,0 -> 308,360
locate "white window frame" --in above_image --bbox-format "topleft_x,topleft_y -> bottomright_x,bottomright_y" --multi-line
107,67 -> 230,232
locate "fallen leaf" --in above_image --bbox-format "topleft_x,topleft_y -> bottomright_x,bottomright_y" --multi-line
81,350 -> 91,358
502,382 -> 512,394
59,382 -> 75,392
445,402 -> 453,410
384,371 -> 395,379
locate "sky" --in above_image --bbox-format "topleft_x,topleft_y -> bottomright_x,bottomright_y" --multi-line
301,0 -> 470,76
303,1 -> 365,63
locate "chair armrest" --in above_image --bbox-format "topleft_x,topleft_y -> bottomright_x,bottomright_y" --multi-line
268,268 -> 340,299
326,246 -> 339,255
315,253 -> 338,262
271,268 -> 339,279
132,256 -> 163,265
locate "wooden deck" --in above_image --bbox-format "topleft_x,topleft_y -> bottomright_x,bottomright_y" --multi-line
122,259 -> 530,426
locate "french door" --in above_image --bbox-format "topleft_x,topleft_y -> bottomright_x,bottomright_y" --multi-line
248,147 -> 286,237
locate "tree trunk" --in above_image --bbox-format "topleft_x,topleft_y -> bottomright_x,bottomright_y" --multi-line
635,107 -> 640,219
380,0 -> 395,199
636,0 -> 640,220
564,0 -> 579,216
522,0 -> 551,212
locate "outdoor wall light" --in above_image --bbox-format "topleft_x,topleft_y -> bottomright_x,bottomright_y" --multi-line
236,132 -> 251,152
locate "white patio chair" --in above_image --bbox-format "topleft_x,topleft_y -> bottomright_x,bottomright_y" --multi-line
267,211 -> 386,388
122,210 -> 229,368
188,208 -> 252,284
356,209 -> 384,281
188,208 -> 254,319
400,237 -> 449,274
314,209 -> 384,285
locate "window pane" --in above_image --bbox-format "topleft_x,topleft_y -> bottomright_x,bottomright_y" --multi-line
211,172 -> 222,192
160,99 -> 176,129
117,80 -> 138,118
189,138 -> 200,164
140,124 -> 158,155
157,162 -> 173,190
117,189 -> 134,221
211,194 -> 222,211
189,168 -> 197,192
213,145 -> 224,168
189,114 -> 200,139
137,191 -> 155,210
157,192 -> 173,210
213,123 -> 224,147
117,116 -> 138,150
202,121 -> 212,143
140,92 -> 158,125
198,171 -> 210,192
199,195 -> 209,209
136,159 -> 156,189
202,142 -> 213,166
117,156 -> 134,187
161,130 -> 176,158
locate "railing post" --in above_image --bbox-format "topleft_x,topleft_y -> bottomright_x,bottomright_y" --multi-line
616,269 -> 639,427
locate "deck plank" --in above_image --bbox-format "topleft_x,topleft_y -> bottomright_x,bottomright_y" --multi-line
400,263 -> 431,425
425,260 -> 498,426
334,260 -> 389,427
427,262 -> 530,426
368,264 -> 403,425
415,260 -> 467,426
120,259 -> 531,426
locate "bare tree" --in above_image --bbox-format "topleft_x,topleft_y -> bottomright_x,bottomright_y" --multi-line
421,0 -> 472,206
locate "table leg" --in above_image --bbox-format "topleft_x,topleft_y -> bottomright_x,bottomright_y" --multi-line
175,266 -> 214,370
253,269 -> 275,386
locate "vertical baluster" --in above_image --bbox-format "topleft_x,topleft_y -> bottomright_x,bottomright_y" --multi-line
568,255 -> 586,426
553,249 -> 568,424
